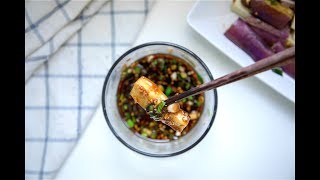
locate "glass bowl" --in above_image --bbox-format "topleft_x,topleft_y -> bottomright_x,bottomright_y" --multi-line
102,42 -> 218,157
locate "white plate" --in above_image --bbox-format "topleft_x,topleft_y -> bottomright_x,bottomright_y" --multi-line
187,0 -> 295,103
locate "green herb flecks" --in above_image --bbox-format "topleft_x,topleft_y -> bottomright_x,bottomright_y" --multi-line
127,119 -> 134,128
272,67 -> 283,76
157,101 -> 166,113
125,112 -> 131,119
165,86 -> 172,96
185,83 -> 191,90
134,66 -> 141,74
123,104 -> 128,110
197,73 -> 204,84
151,132 -> 157,139
187,96 -> 194,101
268,0 -> 278,5
131,116 -> 136,123
146,103 -> 162,120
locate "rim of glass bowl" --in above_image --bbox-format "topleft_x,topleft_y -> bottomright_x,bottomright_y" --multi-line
101,42 -> 218,157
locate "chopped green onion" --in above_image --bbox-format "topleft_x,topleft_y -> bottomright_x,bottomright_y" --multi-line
127,119 -> 134,128
152,60 -> 158,65
195,100 -> 202,107
165,86 -> 172,96
123,104 -> 128,110
160,61 -> 165,70
172,60 -> 177,64
125,112 -> 131,119
157,101 -> 166,113
119,93 -> 125,101
272,67 -> 283,76
132,116 -> 136,123
197,73 -> 203,84
134,66 -> 141,74
185,83 -> 191,90
163,64 -> 167,72
182,98 -> 187,103
141,132 -> 148,137
151,132 -> 157,139
187,96 -> 194,101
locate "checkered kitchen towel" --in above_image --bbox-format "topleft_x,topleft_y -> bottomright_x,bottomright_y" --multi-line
25,0 -> 154,179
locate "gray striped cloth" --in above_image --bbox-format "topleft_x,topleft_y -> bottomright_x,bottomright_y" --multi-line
25,0 -> 154,179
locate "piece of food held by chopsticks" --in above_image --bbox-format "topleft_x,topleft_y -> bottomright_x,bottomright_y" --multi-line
130,76 -> 190,132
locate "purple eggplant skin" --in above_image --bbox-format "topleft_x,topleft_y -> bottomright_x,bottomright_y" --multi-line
271,41 -> 285,53
250,25 -> 290,46
224,18 -> 274,61
242,16 -> 290,45
282,58 -> 295,79
250,0 -> 294,29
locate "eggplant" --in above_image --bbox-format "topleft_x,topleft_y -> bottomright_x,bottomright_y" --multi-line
250,0 -> 294,29
224,18 -> 274,61
271,41 -> 285,53
243,16 -> 289,39
231,0 -> 294,47
250,24 -> 290,46
269,42 -> 295,79
282,58 -> 295,79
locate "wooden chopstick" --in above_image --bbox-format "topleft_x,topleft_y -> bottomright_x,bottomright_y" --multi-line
164,46 -> 295,105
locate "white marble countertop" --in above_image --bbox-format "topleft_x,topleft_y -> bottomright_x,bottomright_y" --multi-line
54,1 -> 295,179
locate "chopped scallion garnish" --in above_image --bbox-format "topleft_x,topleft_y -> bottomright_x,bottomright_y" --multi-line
165,86 -> 172,96
272,67 -> 283,76
157,101 -> 166,113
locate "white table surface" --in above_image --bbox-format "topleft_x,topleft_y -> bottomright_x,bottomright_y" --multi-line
54,1 -> 295,179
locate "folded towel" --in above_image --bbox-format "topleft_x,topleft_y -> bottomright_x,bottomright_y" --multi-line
25,0 -> 154,179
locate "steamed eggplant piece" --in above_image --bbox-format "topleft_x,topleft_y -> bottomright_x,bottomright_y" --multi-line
232,1 -> 291,46
130,76 -> 190,132
250,0 -> 294,29
224,18 -> 274,61
271,41 -> 285,53
282,58 -> 295,79
268,42 -> 294,79
243,16 -> 288,38
250,24 -> 290,46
